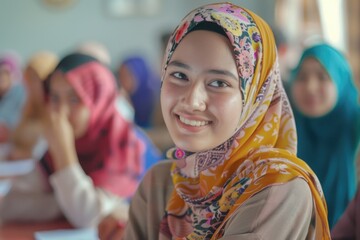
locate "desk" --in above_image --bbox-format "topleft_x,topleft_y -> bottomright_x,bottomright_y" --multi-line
0,219 -> 72,240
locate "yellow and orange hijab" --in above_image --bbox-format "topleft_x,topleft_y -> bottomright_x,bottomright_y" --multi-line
160,3 -> 330,239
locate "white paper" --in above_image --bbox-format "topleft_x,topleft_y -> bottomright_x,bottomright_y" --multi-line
0,159 -> 35,177
34,228 -> 98,240
0,179 -> 12,196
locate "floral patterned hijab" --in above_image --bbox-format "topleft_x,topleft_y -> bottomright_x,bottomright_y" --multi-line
160,3 -> 330,239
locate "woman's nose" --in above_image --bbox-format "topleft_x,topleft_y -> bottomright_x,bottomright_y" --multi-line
305,78 -> 318,93
184,83 -> 207,111
57,102 -> 71,117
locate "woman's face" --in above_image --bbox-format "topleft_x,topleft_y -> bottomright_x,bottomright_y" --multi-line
49,72 -> 90,138
291,57 -> 337,117
118,65 -> 136,94
161,30 -> 242,152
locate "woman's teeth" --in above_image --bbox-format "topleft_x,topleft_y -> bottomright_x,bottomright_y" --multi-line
179,116 -> 209,127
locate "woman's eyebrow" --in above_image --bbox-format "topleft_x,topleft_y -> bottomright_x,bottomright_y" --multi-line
168,60 -> 238,81
207,69 -> 238,81
167,60 -> 191,70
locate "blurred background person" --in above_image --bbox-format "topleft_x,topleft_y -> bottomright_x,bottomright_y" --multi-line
76,40 -> 135,123
116,55 -> 161,129
9,51 -> 59,160
0,52 -> 25,159
76,40 -> 111,67
288,43 -> 360,228
271,26 -> 291,83
116,55 -> 173,154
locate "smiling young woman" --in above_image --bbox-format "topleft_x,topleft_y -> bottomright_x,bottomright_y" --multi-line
110,2 -> 332,239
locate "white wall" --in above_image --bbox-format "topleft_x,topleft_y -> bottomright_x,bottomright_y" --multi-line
0,0 -> 275,71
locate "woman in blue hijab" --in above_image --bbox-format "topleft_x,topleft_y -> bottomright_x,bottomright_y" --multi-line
117,56 -> 161,129
0,52 -> 25,145
289,43 -> 360,228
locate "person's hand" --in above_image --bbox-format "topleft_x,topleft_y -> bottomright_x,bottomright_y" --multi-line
98,214 -> 125,240
7,147 -> 33,160
0,123 -> 10,144
24,66 -> 46,109
43,106 -> 78,171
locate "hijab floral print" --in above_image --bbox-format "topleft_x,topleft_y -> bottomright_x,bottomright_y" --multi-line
160,3 -> 330,239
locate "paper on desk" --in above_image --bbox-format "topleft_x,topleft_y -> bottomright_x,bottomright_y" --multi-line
0,159 -> 35,177
0,179 -> 11,196
34,228 -> 98,240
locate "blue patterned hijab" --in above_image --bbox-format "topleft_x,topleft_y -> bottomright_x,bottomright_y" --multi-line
289,43 -> 360,228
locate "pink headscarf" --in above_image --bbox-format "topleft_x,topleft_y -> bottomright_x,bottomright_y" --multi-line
0,51 -> 22,83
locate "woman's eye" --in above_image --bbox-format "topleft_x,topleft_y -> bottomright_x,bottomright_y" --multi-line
171,72 -> 188,80
318,73 -> 329,82
70,95 -> 80,104
49,94 -> 59,104
209,80 -> 229,88
296,72 -> 307,82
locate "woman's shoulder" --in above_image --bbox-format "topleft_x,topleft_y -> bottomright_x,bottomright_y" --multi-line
272,177 -> 311,197
136,160 -> 174,204
150,159 -> 174,169
142,160 -> 174,184
223,178 -> 313,239
258,178 -> 312,210
227,178 -> 313,225
244,178 -> 312,209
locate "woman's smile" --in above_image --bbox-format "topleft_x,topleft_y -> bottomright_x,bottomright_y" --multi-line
178,115 -> 210,127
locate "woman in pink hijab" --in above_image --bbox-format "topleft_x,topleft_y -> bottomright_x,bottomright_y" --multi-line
0,52 -> 161,229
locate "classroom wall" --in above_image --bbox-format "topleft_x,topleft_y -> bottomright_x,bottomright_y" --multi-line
0,0 -> 275,71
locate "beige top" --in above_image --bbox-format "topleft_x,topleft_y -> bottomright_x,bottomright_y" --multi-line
124,160 -> 316,240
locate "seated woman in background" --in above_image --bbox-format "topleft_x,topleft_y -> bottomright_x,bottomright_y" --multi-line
9,51 -> 59,160
0,52 -> 25,151
288,43 -> 360,228
0,53 -> 161,229
117,55 -> 174,154
76,40 -> 135,123
117,55 -> 161,129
